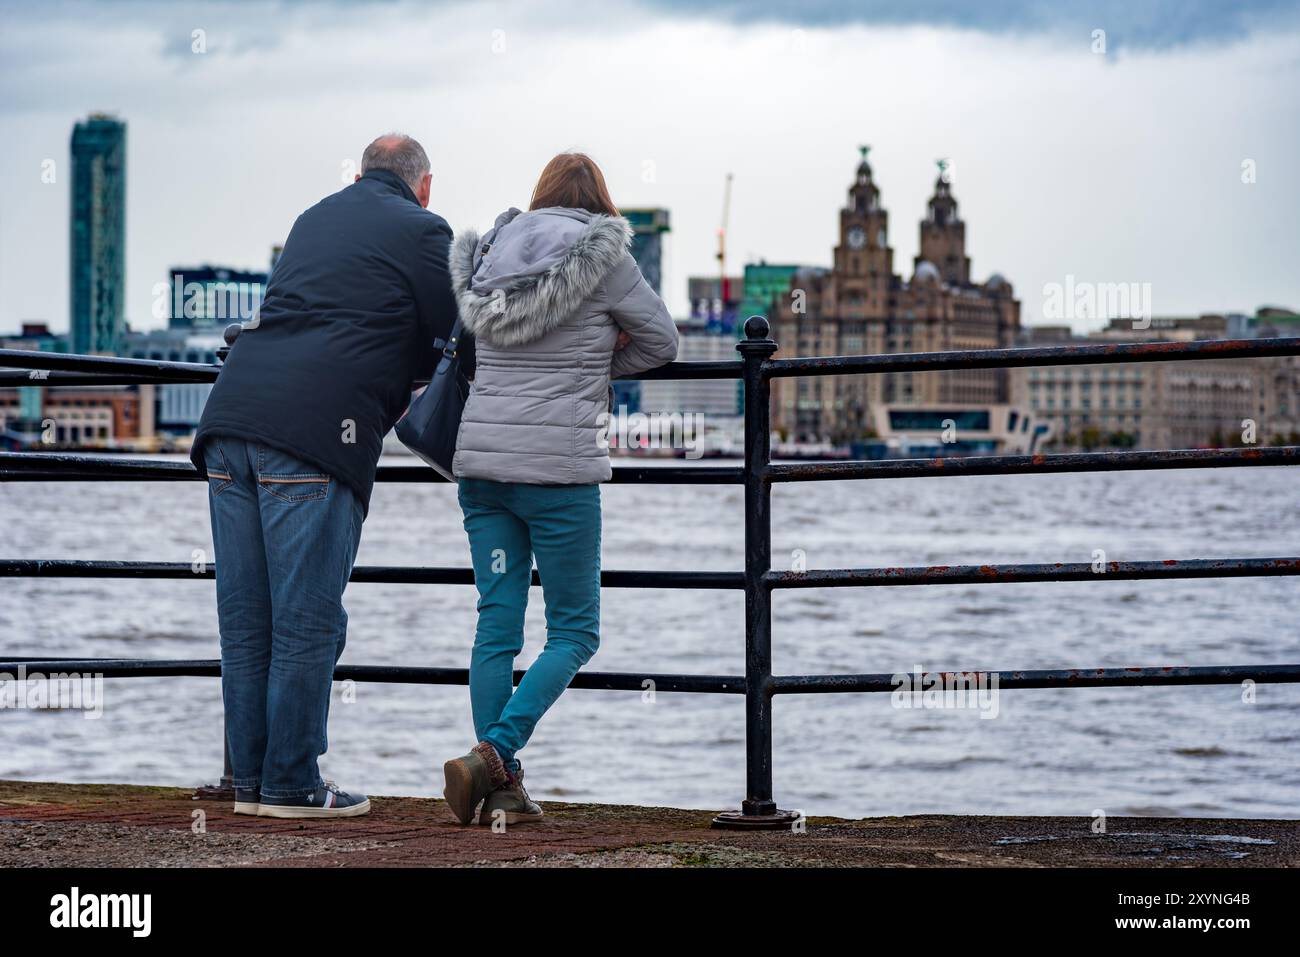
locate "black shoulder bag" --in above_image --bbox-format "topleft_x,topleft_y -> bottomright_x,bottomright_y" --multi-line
396,316 -> 469,480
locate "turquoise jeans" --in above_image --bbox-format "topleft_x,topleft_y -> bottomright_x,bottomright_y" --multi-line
457,478 -> 601,771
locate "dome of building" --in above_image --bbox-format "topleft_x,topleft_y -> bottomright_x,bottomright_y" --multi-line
913,260 -> 941,284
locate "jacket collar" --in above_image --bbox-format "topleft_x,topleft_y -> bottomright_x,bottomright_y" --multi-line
360,168 -> 420,205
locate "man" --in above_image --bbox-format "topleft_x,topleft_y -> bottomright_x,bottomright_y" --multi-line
192,134 -> 468,818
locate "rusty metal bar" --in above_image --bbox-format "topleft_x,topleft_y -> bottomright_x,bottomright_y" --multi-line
0,452 -> 744,486
771,664 -> 1300,694
764,557 -> 1300,589
712,316 -> 800,830
763,336 -> 1300,379
0,559 -> 745,590
10,447 -> 1295,485
768,445 -> 1300,482
6,557 -> 1295,590
0,348 -> 738,384
10,338 -> 1300,385
6,658 -> 1294,693
0,348 -> 218,381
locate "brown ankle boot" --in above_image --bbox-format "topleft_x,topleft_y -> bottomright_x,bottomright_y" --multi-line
442,741 -> 509,825
478,765 -> 544,826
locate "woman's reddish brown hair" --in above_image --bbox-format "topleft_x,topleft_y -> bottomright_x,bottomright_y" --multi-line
529,152 -> 619,217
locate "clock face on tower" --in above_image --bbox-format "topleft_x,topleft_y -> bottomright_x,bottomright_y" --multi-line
847,225 -> 866,250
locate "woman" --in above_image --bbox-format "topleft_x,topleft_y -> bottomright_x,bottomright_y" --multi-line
441,153 -> 678,825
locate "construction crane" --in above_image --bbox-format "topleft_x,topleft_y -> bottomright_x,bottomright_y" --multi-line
716,172 -> 733,314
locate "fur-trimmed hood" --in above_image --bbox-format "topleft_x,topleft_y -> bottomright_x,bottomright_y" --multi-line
450,207 -> 633,347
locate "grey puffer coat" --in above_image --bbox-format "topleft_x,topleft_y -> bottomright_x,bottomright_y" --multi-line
450,206 -> 678,484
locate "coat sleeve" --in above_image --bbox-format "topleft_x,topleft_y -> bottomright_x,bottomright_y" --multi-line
606,252 -> 678,380
412,218 -> 475,380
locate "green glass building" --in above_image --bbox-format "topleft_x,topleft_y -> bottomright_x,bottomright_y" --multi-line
70,114 -> 127,355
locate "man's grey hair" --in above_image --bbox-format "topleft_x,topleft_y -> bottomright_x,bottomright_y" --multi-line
360,133 -> 430,193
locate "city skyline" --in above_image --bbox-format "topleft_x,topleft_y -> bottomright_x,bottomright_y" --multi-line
1,0 -> 1298,336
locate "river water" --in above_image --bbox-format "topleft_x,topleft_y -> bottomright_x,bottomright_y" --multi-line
2,458 -> 1297,819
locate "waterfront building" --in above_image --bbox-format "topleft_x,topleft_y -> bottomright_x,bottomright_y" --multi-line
40,385 -> 154,447
768,149 -> 1021,443
861,403 -> 1050,457
70,114 -> 127,355
0,380 -> 154,449
1015,311 -> 1300,449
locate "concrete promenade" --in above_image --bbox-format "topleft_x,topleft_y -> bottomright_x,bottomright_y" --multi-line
0,780 -> 1295,867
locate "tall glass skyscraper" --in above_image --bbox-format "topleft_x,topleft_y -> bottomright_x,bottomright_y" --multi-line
70,114 -> 126,354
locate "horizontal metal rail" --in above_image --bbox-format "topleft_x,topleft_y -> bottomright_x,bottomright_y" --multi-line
0,452 -> 743,485
767,445 -> 1300,481
765,336 -> 1300,378
0,559 -> 744,590
10,335 -> 1300,390
0,348 -> 740,385
5,557 -> 1297,590
765,557 -> 1300,589
5,448 -> 1296,486
771,664 -> 1300,694
4,658 -> 1293,694
8,337 -> 1300,387
0,349 -> 219,380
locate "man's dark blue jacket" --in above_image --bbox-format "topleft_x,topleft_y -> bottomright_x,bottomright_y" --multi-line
192,168 -> 471,515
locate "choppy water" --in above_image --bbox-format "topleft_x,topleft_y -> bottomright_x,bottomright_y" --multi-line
2,458 -> 1298,819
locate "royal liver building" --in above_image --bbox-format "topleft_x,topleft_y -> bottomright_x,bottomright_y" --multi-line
770,149 -> 1021,443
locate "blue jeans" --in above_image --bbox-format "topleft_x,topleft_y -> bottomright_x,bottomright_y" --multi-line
458,478 -> 601,771
204,437 -> 364,798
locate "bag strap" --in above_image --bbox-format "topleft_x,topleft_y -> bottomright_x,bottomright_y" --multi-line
432,314 -> 465,359
431,234 -> 474,356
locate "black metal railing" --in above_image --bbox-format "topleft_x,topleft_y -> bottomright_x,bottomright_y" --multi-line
3,318 -> 1299,828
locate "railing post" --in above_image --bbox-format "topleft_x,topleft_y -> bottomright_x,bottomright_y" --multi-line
194,737 -> 235,801
713,316 -> 798,830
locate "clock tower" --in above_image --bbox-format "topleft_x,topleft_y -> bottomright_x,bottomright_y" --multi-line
833,146 -> 894,317
916,159 -> 970,285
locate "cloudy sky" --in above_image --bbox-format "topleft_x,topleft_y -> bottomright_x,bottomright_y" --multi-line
1,0 -> 1298,334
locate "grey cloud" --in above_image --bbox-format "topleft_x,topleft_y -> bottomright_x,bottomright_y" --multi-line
638,0 -> 1300,48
